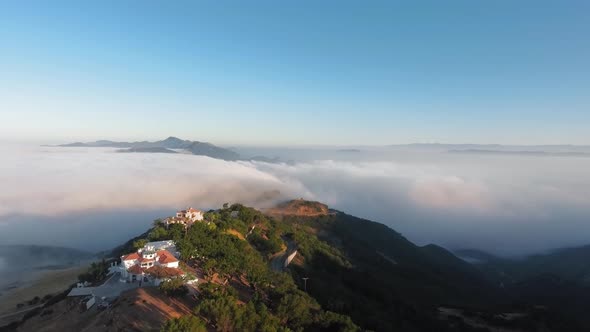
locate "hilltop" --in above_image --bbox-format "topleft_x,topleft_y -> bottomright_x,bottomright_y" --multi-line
265,199 -> 331,217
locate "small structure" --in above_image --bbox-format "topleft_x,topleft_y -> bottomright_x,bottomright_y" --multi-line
285,250 -> 298,268
82,295 -> 96,310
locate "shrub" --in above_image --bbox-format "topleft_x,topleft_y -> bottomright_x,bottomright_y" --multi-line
159,278 -> 188,297
132,239 -> 148,250
161,315 -> 207,332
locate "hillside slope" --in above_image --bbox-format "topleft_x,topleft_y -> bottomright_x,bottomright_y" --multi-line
275,209 -> 498,331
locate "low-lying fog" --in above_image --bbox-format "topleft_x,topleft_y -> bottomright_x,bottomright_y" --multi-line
1,144 -> 590,257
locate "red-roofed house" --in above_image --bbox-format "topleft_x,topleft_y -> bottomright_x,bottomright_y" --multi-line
127,264 -> 144,275
156,250 -> 179,268
121,252 -> 140,261
145,265 -> 185,285
120,245 -> 182,283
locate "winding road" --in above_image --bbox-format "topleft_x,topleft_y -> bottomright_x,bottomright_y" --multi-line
270,238 -> 297,271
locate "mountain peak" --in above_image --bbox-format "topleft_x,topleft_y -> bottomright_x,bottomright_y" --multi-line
265,198 -> 331,217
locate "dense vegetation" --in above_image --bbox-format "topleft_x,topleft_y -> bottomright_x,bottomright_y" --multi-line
159,278 -> 189,297
135,204 -> 358,332
161,315 -> 207,332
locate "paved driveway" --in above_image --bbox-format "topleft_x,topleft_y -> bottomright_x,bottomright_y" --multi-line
270,238 -> 298,271
92,272 -> 141,299
69,272 -> 145,301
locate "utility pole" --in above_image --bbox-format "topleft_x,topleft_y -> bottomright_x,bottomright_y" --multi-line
302,277 -> 309,292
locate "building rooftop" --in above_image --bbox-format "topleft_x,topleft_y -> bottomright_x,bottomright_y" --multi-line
121,252 -> 140,261
145,265 -> 184,278
157,250 -> 179,264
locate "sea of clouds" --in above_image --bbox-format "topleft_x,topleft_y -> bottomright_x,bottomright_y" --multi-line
1,144 -> 589,256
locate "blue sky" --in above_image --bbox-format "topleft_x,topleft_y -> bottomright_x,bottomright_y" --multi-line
1,1 -> 589,145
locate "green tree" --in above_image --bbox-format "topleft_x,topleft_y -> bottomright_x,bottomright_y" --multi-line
161,315 -> 206,332
149,226 -> 169,241
315,311 -> 360,332
159,278 -> 188,297
196,296 -> 238,332
203,259 -> 218,280
177,239 -> 196,260
78,259 -> 110,283
132,239 -> 148,250
276,292 -> 318,329
168,223 -> 186,242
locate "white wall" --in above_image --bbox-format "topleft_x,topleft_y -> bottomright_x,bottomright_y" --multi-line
163,261 -> 179,268
85,296 -> 96,310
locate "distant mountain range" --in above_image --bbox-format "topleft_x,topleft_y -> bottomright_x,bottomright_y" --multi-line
55,137 -> 241,161
387,143 -> 590,155
117,147 -> 178,154
456,246 -> 590,286
55,140 -> 590,160
449,149 -> 590,157
390,143 -> 590,150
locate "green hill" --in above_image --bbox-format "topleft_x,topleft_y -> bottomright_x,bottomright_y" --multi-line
9,201 -> 586,332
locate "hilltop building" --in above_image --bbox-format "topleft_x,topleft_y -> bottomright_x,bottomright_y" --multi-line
165,207 -> 204,228
119,241 -> 183,285
177,207 -> 204,221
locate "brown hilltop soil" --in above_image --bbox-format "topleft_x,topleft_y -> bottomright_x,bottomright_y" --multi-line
264,199 -> 332,218
16,287 -> 197,332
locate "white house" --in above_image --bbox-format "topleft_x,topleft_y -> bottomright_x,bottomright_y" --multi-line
176,207 -> 204,222
120,246 -> 182,283
166,207 -> 204,228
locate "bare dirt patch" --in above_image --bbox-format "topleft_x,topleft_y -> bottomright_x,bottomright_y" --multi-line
16,287 -> 198,332
265,199 -> 331,218
224,229 -> 245,240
